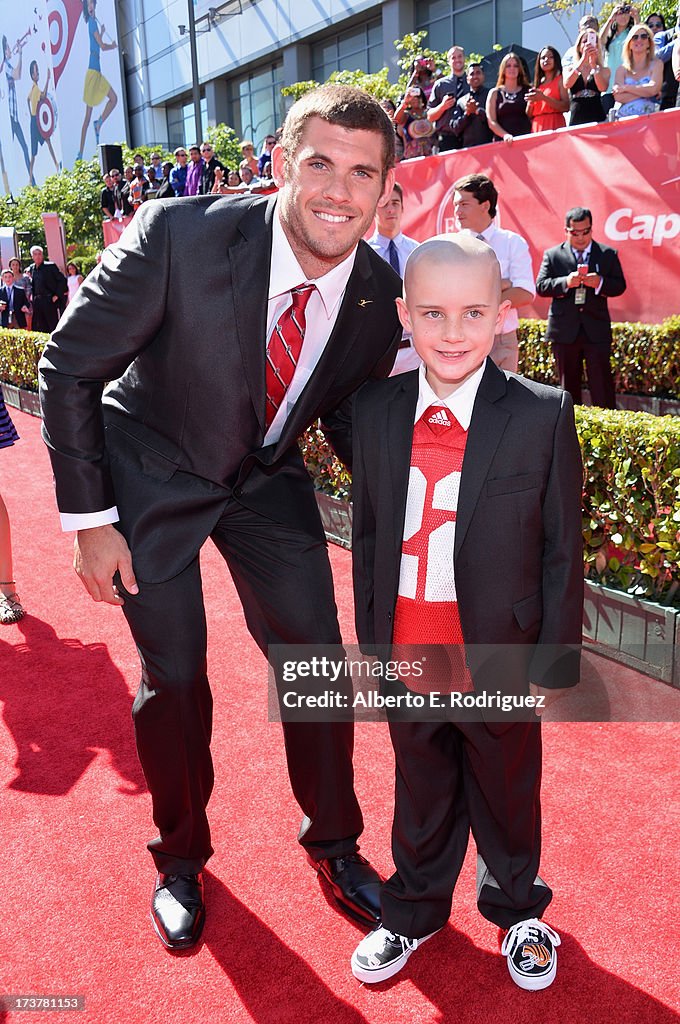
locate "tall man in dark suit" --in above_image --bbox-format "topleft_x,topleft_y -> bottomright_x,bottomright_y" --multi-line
536,206 -> 626,408
0,268 -> 29,328
28,245 -> 67,333
39,85 -> 402,951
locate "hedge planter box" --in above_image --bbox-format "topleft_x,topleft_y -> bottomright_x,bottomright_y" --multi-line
1,382 -> 40,417
315,492 -> 352,550
583,580 -> 680,688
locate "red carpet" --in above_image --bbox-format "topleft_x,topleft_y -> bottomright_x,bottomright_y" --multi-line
0,409 -> 678,1024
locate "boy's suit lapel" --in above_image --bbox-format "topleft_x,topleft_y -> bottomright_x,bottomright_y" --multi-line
455,360 -> 510,557
385,371 -> 419,565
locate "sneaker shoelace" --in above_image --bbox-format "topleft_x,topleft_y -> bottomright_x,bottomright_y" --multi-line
362,928 -> 417,966
501,918 -> 561,957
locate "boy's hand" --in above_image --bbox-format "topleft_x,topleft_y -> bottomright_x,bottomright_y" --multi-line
530,683 -> 571,716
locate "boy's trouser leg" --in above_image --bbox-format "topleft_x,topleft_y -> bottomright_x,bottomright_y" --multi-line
381,720 -> 470,939
461,720 -> 553,929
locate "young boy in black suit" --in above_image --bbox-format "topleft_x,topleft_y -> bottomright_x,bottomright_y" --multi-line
350,236 -> 583,990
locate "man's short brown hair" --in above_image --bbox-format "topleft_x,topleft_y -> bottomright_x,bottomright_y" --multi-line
280,84 -> 395,181
453,173 -> 498,219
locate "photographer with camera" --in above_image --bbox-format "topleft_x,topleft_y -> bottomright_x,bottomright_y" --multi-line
600,3 -> 640,114
427,46 -> 469,151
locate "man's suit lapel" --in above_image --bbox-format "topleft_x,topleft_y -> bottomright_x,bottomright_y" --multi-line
561,240 -> 577,271
455,360 -> 510,557
273,241 -> 383,454
228,195 -> 277,433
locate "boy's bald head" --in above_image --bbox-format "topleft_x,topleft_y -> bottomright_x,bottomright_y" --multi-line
404,234 -> 501,301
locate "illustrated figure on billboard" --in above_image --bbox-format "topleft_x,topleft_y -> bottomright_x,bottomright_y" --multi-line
28,61 -> 60,180
1,33 -> 33,184
76,0 -> 118,161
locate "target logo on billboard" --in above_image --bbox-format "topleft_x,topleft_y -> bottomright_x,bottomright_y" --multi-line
48,0 -> 82,86
604,208 -> 680,248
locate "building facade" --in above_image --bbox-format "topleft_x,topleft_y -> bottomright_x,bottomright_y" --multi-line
117,0 -> 585,150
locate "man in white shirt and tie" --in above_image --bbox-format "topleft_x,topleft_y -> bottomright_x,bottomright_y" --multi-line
368,182 -> 421,374
453,173 -> 535,372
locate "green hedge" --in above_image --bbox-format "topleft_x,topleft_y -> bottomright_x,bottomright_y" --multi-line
518,316 -> 680,398
4,326 -> 679,605
5,316 -> 679,400
0,328 -> 48,390
302,406 -> 680,606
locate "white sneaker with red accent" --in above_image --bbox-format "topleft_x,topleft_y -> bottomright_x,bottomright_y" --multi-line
500,918 -> 561,990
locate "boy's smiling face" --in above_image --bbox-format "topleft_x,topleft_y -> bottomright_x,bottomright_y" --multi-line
396,238 -> 510,398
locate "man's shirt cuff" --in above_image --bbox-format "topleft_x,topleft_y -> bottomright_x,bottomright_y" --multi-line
60,507 -> 120,532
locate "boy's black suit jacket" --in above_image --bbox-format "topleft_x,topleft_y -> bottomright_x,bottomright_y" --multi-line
352,360 -> 584,690
38,193 -> 402,582
535,240 -> 626,347
0,284 -> 27,328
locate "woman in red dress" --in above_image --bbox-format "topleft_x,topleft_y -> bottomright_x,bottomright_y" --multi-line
526,46 -> 570,132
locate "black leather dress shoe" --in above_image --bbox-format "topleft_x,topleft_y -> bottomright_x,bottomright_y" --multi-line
308,853 -> 381,924
151,873 -> 205,950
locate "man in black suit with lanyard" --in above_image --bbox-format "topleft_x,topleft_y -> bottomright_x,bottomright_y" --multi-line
536,206 -> 626,408
39,85 -> 402,950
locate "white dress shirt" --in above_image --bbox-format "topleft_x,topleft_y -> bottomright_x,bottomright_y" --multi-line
61,202 -> 357,531
367,230 -> 419,276
367,229 -> 422,376
413,359 -> 486,430
464,224 -> 535,334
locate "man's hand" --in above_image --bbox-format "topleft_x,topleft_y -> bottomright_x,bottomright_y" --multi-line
566,271 -> 583,288
74,524 -> 138,605
529,683 -> 571,716
584,273 -> 601,289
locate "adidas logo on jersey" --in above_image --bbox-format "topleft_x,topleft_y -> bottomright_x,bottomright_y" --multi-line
427,408 -> 451,428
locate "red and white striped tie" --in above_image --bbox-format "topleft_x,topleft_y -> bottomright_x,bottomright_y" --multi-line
265,283 -> 315,427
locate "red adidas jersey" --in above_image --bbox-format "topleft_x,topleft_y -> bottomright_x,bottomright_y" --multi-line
392,404 -> 473,693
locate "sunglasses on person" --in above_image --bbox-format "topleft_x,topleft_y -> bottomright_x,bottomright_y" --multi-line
566,227 -> 592,237
201,146 -> 213,153
631,33 -> 650,40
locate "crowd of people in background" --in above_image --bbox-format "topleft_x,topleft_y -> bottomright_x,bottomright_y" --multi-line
100,135 -> 279,222
93,4 -> 680,224
375,5 -> 679,161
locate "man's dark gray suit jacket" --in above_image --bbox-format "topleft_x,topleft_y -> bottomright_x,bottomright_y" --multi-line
535,240 -> 626,347
39,194 -> 402,582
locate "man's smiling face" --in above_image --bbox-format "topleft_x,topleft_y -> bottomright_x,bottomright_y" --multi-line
273,116 -> 394,277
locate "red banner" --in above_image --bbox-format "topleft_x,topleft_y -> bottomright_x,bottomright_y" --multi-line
102,216 -> 133,248
395,110 -> 680,324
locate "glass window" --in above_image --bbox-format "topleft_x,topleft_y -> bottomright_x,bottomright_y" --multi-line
228,63 -> 285,149
415,0 -> 520,54
166,96 -> 207,150
311,17 -> 383,82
